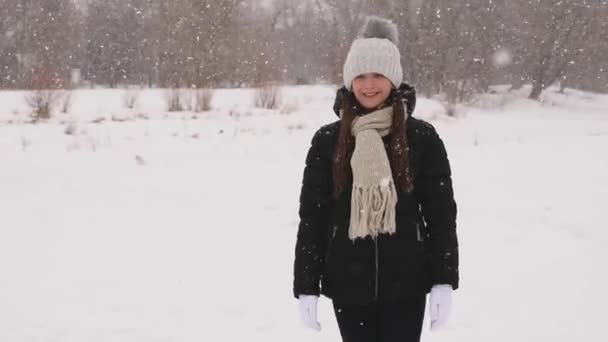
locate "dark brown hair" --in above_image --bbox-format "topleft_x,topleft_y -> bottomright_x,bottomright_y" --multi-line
332,92 -> 413,199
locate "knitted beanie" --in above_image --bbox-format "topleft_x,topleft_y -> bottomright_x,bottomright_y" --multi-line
343,16 -> 403,91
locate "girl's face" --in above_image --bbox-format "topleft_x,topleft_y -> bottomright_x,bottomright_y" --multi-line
351,73 -> 393,109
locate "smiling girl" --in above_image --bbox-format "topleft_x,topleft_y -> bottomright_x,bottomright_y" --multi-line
293,16 -> 459,342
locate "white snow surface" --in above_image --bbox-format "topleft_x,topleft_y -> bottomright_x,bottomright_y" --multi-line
0,85 -> 607,341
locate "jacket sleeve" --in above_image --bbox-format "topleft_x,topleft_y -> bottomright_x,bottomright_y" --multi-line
417,124 -> 459,290
293,129 -> 333,298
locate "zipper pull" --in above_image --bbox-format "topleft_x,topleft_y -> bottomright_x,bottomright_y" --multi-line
416,222 -> 423,242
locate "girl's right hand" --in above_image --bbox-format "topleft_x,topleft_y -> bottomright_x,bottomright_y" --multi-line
298,294 -> 322,331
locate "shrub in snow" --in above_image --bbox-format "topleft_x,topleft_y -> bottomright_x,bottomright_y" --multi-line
254,84 -> 282,109
135,155 -> 146,166
25,66 -> 65,122
287,123 -> 306,131
443,102 -> 457,117
228,108 -> 241,119
473,91 -> 518,110
438,80 -> 478,117
182,88 -> 193,111
59,91 -> 72,114
20,136 -> 29,151
111,115 -> 130,122
64,121 -> 77,135
123,86 -> 141,109
165,88 -> 184,112
280,98 -> 299,114
194,88 -> 214,112
26,90 -> 62,122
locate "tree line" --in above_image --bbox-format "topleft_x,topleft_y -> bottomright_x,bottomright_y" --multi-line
1,0 -> 606,99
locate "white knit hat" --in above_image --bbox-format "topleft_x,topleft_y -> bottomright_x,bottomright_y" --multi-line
343,16 -> 403,90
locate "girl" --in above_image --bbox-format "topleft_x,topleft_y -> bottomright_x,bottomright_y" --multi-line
293,16 -> 459,342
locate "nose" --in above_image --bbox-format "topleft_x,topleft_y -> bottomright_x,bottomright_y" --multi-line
361,77 -> 375,90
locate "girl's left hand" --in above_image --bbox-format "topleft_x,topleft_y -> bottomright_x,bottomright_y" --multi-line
429,284 -> 453,331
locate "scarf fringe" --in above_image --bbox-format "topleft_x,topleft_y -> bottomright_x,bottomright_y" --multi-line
349,180 -> 398,240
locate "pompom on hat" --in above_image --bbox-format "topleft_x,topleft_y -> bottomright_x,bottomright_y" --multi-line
342,16 -> 403,90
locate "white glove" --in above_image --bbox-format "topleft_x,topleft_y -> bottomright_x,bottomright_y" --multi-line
429,284 -> 453,331
298,295 -> 321,331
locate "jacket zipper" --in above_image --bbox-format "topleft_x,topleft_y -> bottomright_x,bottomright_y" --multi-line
374,237 -> 379,301
373,222 -> 421,302
326,226 -> 338,260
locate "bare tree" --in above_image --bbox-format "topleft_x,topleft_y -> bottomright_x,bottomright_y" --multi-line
504,0 -> 595,99
1,0 -> 81,89
558,1 -> 608,93
21,0 -> 81,87
0,0 -> 21,88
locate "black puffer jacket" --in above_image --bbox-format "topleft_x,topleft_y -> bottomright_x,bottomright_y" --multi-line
293,84 -> 459,305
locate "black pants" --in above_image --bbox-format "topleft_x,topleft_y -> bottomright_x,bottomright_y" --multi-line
332,296 -> 426,342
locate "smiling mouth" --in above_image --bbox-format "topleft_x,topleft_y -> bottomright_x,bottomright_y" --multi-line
363,92 -> 380,98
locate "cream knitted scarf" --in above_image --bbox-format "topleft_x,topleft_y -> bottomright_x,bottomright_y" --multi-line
349,106 -> 398,240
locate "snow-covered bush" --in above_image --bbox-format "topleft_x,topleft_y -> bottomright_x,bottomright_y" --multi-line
165,88 -> 184,112
26,90 -> 62,122
25,67 -> 66,122
194,88 -> 214,112
64,121 -> 77,135
58,91 -> 72,114
279,98 -> 299,114
123,86 -> 141,109
254,84 -> 282,109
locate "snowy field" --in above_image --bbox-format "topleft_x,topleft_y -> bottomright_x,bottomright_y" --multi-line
0,85 -> 607,341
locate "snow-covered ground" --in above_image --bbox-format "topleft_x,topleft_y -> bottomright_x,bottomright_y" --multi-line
0,85 -> 607,341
